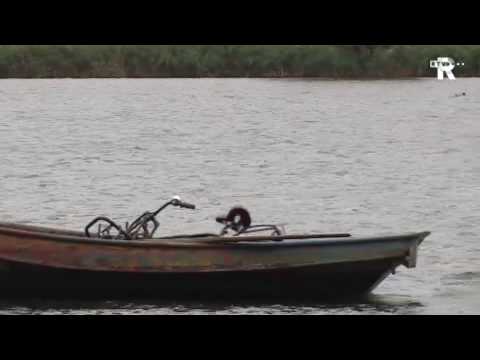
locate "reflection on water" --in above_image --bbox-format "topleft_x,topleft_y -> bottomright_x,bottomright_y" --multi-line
0,295 -> 424,315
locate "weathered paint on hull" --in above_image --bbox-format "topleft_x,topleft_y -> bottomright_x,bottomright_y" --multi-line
0,228 -> 426,273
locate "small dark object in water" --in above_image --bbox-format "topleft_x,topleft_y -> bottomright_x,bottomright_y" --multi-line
453,92 -> 467,97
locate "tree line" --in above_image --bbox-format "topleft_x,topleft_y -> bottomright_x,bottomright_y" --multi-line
0,45 -> 479,78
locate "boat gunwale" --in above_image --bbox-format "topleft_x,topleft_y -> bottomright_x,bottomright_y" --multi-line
0,222 -> 431,249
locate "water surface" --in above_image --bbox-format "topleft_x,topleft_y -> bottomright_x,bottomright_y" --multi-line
0,78 -> 479,314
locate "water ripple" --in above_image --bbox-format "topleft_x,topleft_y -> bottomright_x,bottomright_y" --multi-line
1,78 -> 479,314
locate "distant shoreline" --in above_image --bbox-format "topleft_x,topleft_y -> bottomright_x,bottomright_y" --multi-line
1,45 -> 478,78
1,76 -> 478,80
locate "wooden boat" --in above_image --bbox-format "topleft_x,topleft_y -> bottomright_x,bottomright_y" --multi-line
0,198 -> 430,299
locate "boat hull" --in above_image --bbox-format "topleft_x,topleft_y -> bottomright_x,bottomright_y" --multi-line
0,223 -> 429,299
0,258 -> 400,299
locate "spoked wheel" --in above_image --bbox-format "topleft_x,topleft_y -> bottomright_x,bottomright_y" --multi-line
216,207 -> 252,235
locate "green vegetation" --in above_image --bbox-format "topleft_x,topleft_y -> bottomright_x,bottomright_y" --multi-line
0,45 -> 479,78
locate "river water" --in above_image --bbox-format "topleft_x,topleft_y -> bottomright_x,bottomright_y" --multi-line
0,78 -> 479,315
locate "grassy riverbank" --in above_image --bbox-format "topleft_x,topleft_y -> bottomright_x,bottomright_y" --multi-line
1,45 -> 479,78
